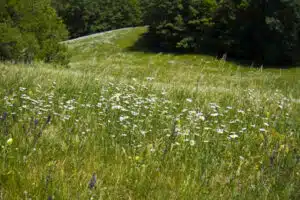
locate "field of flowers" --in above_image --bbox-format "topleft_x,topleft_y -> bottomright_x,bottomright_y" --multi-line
0,27 -> 300,199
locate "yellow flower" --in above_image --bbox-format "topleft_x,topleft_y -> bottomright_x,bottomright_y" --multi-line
6,138 -> 13,146
135,156 -> 140,161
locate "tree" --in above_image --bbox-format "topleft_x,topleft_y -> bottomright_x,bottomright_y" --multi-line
0,0 -> 69,65
146,0 -> 300,66
209,0 -> 300,65
52,0 -> 142,38
146,0 -> 217,51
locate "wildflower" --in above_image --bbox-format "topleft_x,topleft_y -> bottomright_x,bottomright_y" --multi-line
112,105 -> 122,110
135,156 -> 140,161
85,104 -> 91,108
186,98 -> 193,103
228,134 -> 239,139
34,119 -> 39,127
189,110 -> 196,115
131,111 -> 139,116
199,116 -> 205,121
259,128 -> 266,132
190,140 -> 196,146
216,129 -> 224,134
141,131 -> 146,136
47,196 -> 54,200
146,77 -> 154,81
19,87 -> 26,92
211,113 -> 219,117
88,173 -> 97,190
6,138 -> 13,145
119,116 -> 129,122
1,112 -> 8,121
128,85 -> 136,91
264,122 -> 269,127
174,142 -> 180,146
68,105 -> 75,110
238,110 -> 245,114
96,103 -> 102,108
66,99 -> 75,104
63,115 -> 70,120
209,103 -> 219,109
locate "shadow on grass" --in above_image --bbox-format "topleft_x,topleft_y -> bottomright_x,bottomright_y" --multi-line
126,32 -> 299,69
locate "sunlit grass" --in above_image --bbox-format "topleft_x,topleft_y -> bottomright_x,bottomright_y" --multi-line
0,27 -> 300,199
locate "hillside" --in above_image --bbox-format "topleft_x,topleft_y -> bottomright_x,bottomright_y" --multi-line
0,27 -> 300,199
66,27 -> 300,97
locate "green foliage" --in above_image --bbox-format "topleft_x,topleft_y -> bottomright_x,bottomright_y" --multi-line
52,0 -> 142,38
209,0 -> 300,65
0,0 -> 69,65
146,0 -> 217,51
139,0 -> 154,23
147,0 -> 300,65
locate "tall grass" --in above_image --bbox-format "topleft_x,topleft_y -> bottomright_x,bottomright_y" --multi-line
0,27 -> 299,199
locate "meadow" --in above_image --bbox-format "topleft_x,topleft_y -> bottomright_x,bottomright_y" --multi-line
0,27 -> 300,199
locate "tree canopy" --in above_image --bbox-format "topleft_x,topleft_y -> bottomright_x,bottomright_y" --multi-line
0,0 -> 69,65
3,0 -> 300,66
146,0 -> 300,66
52,0 -> 142,38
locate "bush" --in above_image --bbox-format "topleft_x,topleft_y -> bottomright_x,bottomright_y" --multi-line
0,0 -> 69,65
147,0 -> 300,66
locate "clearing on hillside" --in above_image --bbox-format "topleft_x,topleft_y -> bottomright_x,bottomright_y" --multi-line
0,27 -> 299,199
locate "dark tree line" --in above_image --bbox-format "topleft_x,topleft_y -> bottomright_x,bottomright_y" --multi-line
51,0 -> 144,38
52,0 -> 300,66
1,0 -> 300,66
145,0 -> 300,66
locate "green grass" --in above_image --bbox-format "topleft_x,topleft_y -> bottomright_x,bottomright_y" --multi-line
0,27 -> 300,199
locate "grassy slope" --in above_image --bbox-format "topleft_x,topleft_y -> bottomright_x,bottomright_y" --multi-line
0,27 -> 300,199
66,27 -> 299,94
